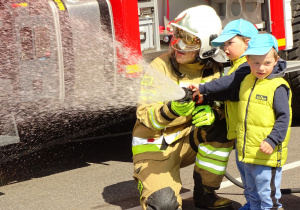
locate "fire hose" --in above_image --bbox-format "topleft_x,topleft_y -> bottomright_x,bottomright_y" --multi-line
225,166 -> 300,194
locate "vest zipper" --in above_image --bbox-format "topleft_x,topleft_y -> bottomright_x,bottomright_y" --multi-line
242,78 -> 258,161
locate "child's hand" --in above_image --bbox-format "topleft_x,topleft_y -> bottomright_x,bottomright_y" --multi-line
188,84 -> 200,96
187,84 -> 203,103
260,141 -> 273,155
188,84 -> 199,92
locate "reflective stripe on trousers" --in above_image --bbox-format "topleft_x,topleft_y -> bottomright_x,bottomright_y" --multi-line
195,144 -> 233,175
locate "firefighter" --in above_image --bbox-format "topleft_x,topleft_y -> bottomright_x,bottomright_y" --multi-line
132,5 -> 233,210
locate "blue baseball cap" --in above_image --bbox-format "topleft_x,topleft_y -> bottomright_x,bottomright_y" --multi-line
211,19 -> 258,47
242,34 -> 278,56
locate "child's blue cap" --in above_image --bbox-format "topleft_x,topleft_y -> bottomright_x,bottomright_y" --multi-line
242,34 -> 278,56
211,19 -> 258,47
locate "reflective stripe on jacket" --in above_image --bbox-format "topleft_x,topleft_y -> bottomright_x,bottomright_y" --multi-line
236,74 -> 292,167
132,53 -> 223,155
132,131 -> 181,155
132,136 -> 165,155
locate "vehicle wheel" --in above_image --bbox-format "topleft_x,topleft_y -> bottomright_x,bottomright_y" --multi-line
278,0 -> 300,122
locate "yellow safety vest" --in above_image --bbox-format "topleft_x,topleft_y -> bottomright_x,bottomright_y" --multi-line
225,56 -> 247,140
236,74 -> 292,167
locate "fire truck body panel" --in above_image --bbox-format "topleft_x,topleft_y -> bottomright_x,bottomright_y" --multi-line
0,0 -> 139,159
142,0 -> 293,52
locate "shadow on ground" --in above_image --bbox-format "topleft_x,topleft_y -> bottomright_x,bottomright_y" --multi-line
102,181 -> 192,210
181,195 -> 242,210
281,193 -> 300,209
0,136 -> 133,186
181,192 -> 300,210
100,180 -> 140,209
215,192 -> 300,210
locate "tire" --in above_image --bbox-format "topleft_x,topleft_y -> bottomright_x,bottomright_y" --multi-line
279,0 -> 300,122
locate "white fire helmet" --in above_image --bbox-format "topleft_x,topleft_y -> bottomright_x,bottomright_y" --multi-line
170,5 -> 227,62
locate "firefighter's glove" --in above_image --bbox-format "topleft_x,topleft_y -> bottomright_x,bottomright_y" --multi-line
192,105 -> 215,127
171,100 -> 195,116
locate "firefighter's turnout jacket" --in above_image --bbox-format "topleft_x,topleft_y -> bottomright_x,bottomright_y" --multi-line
132,52 -> 234,209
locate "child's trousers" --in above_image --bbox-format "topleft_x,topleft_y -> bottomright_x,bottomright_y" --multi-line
235,148 -> 282,210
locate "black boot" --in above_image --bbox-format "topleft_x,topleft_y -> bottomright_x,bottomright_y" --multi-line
193,184 -> 233,210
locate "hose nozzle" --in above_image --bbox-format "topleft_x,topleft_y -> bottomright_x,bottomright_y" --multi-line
176,87 -> 193,103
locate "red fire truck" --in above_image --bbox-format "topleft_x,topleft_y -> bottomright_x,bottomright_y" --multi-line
112,0 -> 300,118
0,0 -> 299,161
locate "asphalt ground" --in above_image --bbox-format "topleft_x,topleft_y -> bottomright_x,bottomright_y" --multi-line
0,124 -> 300,209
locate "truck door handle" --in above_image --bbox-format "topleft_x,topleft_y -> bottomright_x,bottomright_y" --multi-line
140,31 -> 146,43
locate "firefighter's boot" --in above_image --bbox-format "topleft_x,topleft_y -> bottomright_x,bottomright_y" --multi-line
193,184 -> 233,210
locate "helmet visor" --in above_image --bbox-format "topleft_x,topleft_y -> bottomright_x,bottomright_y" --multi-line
171,27 -> 201,51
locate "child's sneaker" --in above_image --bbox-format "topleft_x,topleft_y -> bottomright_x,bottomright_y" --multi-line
239,202 -> 250,210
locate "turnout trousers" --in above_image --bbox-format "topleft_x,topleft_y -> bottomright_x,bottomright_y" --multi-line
133,134 -> 234,210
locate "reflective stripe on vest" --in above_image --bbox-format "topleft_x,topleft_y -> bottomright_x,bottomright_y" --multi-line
195,144 -> 233,175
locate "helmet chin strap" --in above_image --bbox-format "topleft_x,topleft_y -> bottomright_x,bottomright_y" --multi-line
195,55 -> 202,63
170,53 -> 206,78
170,56 -> 186,78
170,51 -> 224,80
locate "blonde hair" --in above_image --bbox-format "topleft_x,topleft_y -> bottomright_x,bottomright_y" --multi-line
236,34 -> 250,43
270,47 -> 279,59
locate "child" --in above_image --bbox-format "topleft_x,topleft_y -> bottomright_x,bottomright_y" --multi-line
188,19 -> 257,209
189,19 -> 257,144
190,19 -> 257,142
194,33 -> 292,209
236,34 -> 292,209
